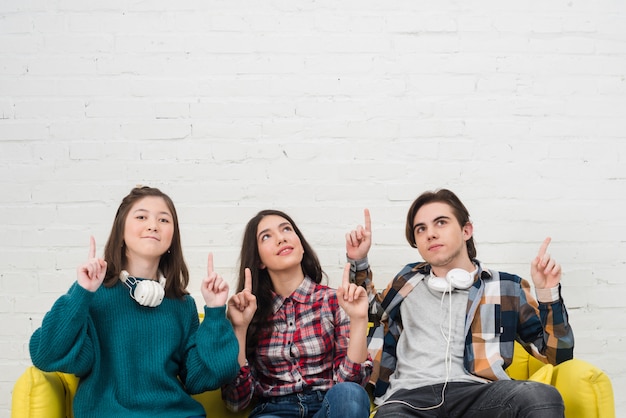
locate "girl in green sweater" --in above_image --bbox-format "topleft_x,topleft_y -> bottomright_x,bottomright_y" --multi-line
29,186 -> 239,418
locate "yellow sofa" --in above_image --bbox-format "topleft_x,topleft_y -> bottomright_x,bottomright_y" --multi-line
505,342 -> 615,418
11,366 -> 248,418
12,341 -> 614,418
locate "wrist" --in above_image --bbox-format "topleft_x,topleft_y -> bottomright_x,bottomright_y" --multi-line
535,285 -> 560,303
234,324 -> 249,336
347,256 -> 370,284
347,255 -> 369,271
238,355 -> 248,367
348,314 -> 369,327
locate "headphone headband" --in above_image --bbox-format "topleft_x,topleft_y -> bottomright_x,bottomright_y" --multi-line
427,268 -> 474,293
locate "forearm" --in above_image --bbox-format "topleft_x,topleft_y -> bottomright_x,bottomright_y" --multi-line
29,282 -> 95,374
221,364 -> 255,412
335,303 -> 372,385
538,298 -> 574,363
346,316 -> 369,363
187,306 -> 240,392
520,281 -> 574,364
234,326 -> 248,367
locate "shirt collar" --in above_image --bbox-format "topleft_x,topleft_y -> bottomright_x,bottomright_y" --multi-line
271,276 -> 315,314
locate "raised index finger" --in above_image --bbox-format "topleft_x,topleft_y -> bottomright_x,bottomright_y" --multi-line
363,208 -> 372,233
88,236 -> 96,259
207,252 -> 214,276
537,237 -> 552,258
244,267 -> 253,292
341,262 -> 351,287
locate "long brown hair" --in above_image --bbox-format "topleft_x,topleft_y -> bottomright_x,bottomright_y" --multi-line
237,209 -> 323,357
405,189 -> 477,259
102,186 -> 190,299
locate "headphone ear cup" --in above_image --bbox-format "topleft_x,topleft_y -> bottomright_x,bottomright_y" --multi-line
427,275 -> 451,293
132,280 -> 165,307
447,268 -> 473,290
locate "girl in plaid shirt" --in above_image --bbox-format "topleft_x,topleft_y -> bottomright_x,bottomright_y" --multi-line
221,209 -> 373,417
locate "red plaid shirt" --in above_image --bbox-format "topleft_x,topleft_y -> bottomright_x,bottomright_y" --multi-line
221,276 -> 373,411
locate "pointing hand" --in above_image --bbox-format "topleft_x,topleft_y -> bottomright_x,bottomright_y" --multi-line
201,253 -> 229,307
336,263 -> 368,321
345,209 -> 372,260
227,268 -> 257,330
76,236 -> 107,292
530,237 -> 562,289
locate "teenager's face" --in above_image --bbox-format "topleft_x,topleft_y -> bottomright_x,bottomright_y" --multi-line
412,201 -> 472,271
123,196 -> 174,263
256,215 -> 305,273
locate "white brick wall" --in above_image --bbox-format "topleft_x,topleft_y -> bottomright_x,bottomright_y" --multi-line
2,0 -> 625,416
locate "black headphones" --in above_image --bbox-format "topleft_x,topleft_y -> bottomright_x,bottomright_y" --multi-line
119,270 -> 166,307
427,268 -> 474,293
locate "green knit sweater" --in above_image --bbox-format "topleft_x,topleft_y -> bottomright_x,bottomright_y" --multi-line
29,280 -> 239,418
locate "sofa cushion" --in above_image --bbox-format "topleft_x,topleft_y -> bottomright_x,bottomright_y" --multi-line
527,363 -> 554,385
552,359 -> 615,418
12,367 -> 67,418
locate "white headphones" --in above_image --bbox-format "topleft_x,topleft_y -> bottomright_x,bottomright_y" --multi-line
427,268 -> 475,293
119,270 -> 166,307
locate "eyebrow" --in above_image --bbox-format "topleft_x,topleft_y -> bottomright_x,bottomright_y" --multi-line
132,208 -> 172,217
257,222 -> 291,240
413,215 -> 451,230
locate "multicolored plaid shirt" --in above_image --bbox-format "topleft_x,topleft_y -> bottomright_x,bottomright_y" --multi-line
367,260 -> 574,400
222,276 -> 373,412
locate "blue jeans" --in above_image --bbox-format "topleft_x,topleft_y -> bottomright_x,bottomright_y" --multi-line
373,381 -> 564,418
250,382 -> 371,418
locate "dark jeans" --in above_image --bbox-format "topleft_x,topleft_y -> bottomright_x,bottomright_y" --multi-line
373,381 -> 564,418
250,382 -> 371,418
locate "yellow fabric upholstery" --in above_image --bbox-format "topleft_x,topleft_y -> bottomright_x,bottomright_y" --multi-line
12,341 -> 614,418
505,341 -> 615,418
11,367 -> 74,418
527,363 -> 553,384
11,366 -> 249,418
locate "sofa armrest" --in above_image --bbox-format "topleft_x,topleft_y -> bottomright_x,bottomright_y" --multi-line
506,342 -> 615,418
11,366 -> 78,418
552,358 -> 615,418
